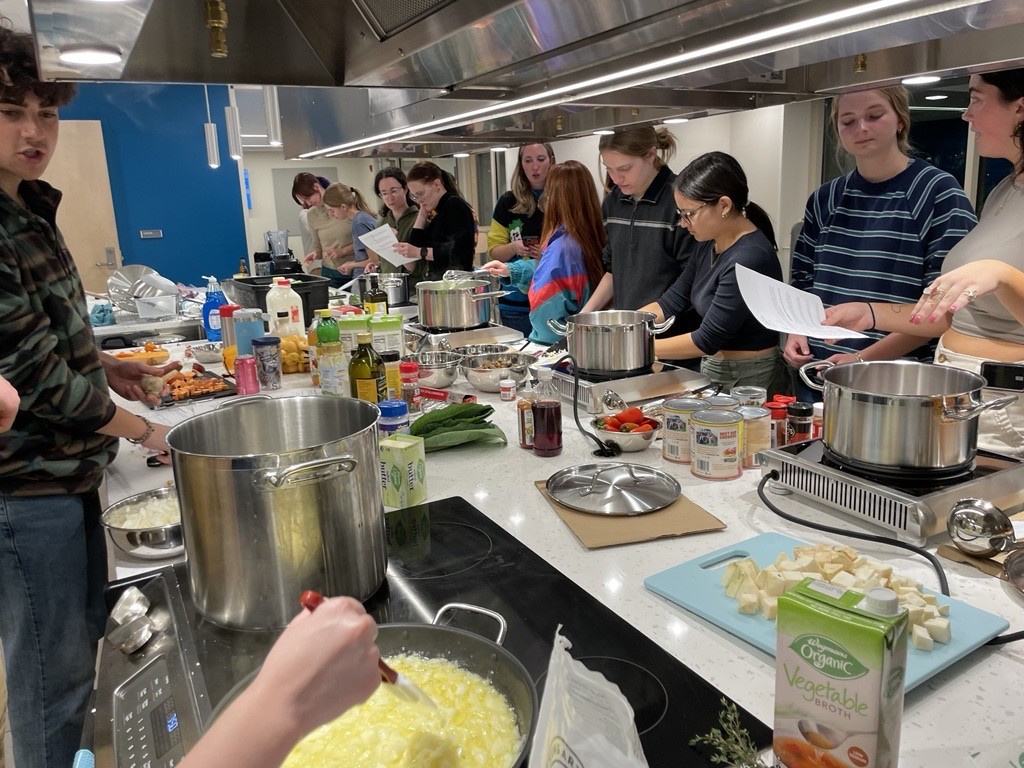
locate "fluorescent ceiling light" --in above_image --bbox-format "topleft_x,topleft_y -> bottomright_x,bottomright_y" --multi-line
304,0 -> 984,158
925,94 -> 949,101
490,146 -> 508,152
58,44 -> 122,65
902,75 -> 941,85
263,86 -> 282,147
452,152 -> 470,158
593,129 -> 615,135
663,118 -> 689,124
203,85 -> 220,169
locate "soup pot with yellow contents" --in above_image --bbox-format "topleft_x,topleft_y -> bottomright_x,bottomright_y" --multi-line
213,603 -> 538,768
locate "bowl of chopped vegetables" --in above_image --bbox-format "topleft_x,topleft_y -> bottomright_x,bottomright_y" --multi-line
101,486 -> 184,560
591,407 -> 661,452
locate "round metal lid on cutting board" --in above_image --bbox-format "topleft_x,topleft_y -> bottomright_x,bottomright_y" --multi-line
546,462 -> 681,516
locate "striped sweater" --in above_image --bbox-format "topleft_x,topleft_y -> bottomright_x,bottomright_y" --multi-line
791,158 -> 977,361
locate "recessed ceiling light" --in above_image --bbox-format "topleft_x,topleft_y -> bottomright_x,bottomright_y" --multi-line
593,129 -> 615,135
663,118 -> 689,124
58,44 -> 122,65
902,75 -> 941,85
925,94 -> 948,101
452,152 -> 470,158
490,146 -> 508,153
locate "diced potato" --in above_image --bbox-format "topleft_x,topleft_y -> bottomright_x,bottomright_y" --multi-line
763,571 -> 787,597
737,558 -> 759,579
720,562 -> 739,587
820,562 -> 844,581
738,592 -> 759,614
911,624 -> 934,651
830,570 -> 857,589
778,560 -> 802,572
781,571 -> 805,588
758,593 -> 778,620
937,603 -> 950,616
794,556 -> 814,570
923,617 -> 951,644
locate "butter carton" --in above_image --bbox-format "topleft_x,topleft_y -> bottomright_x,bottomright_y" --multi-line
775,579 -> 908,768
379,433 -> 427,508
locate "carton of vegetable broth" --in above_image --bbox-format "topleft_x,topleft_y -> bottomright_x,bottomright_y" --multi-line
774,579 -> 908,768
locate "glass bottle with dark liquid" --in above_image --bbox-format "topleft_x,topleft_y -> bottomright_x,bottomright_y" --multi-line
531,369 -> 562,457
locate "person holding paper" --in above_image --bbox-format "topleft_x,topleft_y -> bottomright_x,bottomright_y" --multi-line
372,167 -> 426,287
322,183 -> 378,282
822,69 -> 1024,457
637,152 -> 791,394
397,162 -> 477,279
784,86 -> 976,397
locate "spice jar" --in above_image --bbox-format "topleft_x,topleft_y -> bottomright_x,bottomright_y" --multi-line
812,402 -> 824,439
767,402 -> 789,449
400,361 -> 422,414
786,402 -> 813,444
499,378 -> 517,402
378,399 -> 411,437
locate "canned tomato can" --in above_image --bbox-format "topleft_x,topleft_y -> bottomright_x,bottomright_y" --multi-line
662,397 -> 709,464
252,336 -> 282,391
730,385 -> 767,406
690,409 -> 744,481
234,354 -> 260,395
737,405 -> 771,469
703,394 -> 739,410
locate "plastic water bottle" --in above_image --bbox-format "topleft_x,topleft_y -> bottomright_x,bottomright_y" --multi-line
201,275 -> 227,342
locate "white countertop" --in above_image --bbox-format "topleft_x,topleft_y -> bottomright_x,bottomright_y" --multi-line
104,344 -> 1024,767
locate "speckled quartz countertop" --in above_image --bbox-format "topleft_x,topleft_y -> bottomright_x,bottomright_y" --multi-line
105,344 -> 1024,768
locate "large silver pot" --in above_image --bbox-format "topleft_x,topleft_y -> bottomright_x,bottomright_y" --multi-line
417,279 -> 506,329
354,272 -> 409,305
166,395 -> 387,629
547,310 -> 675,375
800,360 -> 1016,471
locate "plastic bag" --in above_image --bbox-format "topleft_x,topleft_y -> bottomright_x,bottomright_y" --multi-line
529,627 -> 649,768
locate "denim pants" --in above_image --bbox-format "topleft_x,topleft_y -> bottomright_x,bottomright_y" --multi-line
0,492 -> 107,768
700,349 -> 792,399
499,305 -> 533,338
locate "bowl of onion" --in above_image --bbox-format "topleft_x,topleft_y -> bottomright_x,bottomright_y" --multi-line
101,486 -> 184,560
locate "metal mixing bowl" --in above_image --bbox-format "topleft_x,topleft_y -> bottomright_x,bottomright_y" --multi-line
188,342 -> 223,364
101,486 -> 184,560
461,352 -> 535,393
451,343 -> 514,359
402,351 -> 462,388
590,418 -> 662,452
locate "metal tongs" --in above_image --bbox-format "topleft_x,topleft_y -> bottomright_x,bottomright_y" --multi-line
299,590 -> 437,709
442,268 -> 491,287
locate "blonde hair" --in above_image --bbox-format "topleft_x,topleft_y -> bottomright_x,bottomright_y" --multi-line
598,126 -> 676,191
509,142 -> 555,217
322,183 -> 375,216
830,86 -> 913,159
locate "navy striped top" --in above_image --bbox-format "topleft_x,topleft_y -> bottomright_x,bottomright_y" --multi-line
791,158 -> 977,361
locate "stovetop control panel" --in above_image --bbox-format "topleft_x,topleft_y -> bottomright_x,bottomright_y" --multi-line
113,657 -> 185,767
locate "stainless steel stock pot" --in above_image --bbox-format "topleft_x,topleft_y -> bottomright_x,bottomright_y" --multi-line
547,310 -> 675,375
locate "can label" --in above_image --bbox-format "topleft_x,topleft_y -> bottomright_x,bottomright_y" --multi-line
690,410 -> 744,480
737,406 -> 771,469
662,398 -> 708,464
731,386 -> 767,406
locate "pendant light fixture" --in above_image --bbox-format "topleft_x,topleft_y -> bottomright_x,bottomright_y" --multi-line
263,86 -> 282,147
225,87 -> 243,161
203,85 -> 220,169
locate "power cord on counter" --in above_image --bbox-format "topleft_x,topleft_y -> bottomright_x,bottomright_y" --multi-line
756,471 -> 1024,646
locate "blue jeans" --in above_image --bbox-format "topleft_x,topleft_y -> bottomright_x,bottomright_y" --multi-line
499,306 -> 533,337
0,492 -> 107,768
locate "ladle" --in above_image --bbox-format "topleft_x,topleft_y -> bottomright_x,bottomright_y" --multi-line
797,719 -> 869,750
946,498 -> 1021,559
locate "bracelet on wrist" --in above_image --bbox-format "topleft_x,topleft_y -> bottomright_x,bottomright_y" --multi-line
127,416 -> 154,445
853,351 -> 865,363
864,301 -> 877,331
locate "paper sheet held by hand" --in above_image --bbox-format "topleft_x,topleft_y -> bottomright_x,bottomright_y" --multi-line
735,265 -> 866,339
357,225 -> 418,267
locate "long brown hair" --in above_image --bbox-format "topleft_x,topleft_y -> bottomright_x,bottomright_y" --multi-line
510,142 -> 555,217
598,126 -> 676,191
322,182 -> 375,216
406,161 -> 462,197
540,161 -> 606,290
980,68 -> 1024,172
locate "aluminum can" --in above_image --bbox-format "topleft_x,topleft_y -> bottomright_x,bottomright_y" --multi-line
703,394 -> 739,410
737,405 -> 771,469
730,385 -> 767,406
690,409 -> 744,480
234,354 -> 260,395
252,336 -> 282,390
662,397 -> 709,464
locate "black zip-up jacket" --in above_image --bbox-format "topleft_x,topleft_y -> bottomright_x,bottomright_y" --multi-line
601,165 -> 698,311
409,192 -> 476,279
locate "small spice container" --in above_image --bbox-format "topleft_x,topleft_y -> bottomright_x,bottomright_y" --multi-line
378,399 -> 411,437
499,378 -> 517,401
767,401 -> 789,449
812,401 -> 824,439
737,405 -> 771,469
399,360 -> 422,414
786,401 -> 813,444
251,336 -> 282,390
690,409 -> 744,480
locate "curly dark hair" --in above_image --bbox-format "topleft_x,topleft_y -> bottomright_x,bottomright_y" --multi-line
0,24 -> 77,107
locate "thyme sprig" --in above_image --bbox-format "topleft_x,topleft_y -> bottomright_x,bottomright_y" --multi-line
689,697 -> 768,768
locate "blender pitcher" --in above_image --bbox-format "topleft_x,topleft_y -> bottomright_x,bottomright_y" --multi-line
265,230 -> 290,258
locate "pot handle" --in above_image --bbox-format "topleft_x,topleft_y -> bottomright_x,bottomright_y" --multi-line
254,455 -> 357,489
546,318 -> 568,336
799,360 -> 832,392
940,395 -> 1018,422
469,290 -> 508,302
217,394 -> 272,410
652,315 -> 676,335
433,602 -> 507,646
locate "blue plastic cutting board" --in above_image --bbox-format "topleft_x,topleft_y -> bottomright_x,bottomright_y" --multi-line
644,532 -> 1009,691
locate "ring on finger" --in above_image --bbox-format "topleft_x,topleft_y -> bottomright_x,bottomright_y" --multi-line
964,288 -> 979,303
928,285 -> 946,297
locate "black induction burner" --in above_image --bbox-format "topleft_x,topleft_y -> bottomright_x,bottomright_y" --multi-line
99,497 -> 769,766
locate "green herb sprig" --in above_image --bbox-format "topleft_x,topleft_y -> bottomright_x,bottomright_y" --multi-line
689,697 -> 768,768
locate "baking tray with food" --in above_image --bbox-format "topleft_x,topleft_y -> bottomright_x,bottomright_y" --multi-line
144,369 -> 237,409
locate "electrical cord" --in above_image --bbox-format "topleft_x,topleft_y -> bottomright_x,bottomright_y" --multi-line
757,471 -> 1022,645
553,353 -> 621,458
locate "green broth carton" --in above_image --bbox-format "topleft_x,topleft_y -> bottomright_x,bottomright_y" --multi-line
774,579 -> 908,768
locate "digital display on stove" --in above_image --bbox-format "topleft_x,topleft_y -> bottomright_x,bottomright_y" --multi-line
150,697 -> 182,759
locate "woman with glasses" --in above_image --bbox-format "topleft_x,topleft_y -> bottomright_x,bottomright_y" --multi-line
638,152 -> 790,393
395,162 -> 476,280
294,172 -> 356,279
784,86 -> 977,400
371,167 -> 425,288
321,184 -> 378,282
487,143 -> 555,335
480,161 -> 606,344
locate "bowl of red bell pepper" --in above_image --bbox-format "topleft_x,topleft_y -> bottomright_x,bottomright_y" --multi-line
591,407 -> 661,452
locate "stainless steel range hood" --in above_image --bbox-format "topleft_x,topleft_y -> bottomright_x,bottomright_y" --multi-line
29,0 -> 1024,158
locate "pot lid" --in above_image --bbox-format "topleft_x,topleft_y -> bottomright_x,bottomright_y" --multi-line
546,462 -> 680,516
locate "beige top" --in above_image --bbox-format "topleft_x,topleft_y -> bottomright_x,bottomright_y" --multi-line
306,205 -> 353,269
943,173 -> 1024,344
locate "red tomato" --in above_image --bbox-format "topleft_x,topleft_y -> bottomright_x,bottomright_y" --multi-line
615,407 -> 644,425
603,418 -> 621,431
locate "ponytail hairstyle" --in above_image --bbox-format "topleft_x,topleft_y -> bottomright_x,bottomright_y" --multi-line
322,183 -> 375,216
540,161 -> 607,291
406,161 -> 463,198
830,86 -> 913,166
979,68 -> 1024,172
510,142 -> 556,217
675,151 -> 776,249
374,166 -> 414,216
598,125 -> 676,191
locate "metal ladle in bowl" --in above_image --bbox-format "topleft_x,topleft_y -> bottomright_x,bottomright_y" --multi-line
946,498 -> 1021,559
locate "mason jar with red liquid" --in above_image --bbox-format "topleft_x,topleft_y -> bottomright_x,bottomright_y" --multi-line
531,368 -> 562,457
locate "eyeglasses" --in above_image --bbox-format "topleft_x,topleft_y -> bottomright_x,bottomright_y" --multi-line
378,187 -> 404,198
409,190 -> 427,202
675,202 -> 708,224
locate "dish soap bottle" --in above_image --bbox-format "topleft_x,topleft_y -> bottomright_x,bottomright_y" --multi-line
201,275 -> 227,342
532,368 -> 562,457
349,331 -> 387,403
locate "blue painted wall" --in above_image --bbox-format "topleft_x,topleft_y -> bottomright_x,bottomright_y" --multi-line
61,83 -> 247,284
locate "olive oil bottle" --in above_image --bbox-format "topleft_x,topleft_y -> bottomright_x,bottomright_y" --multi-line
349,331 -> 387,403
362,280 -> 389,317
